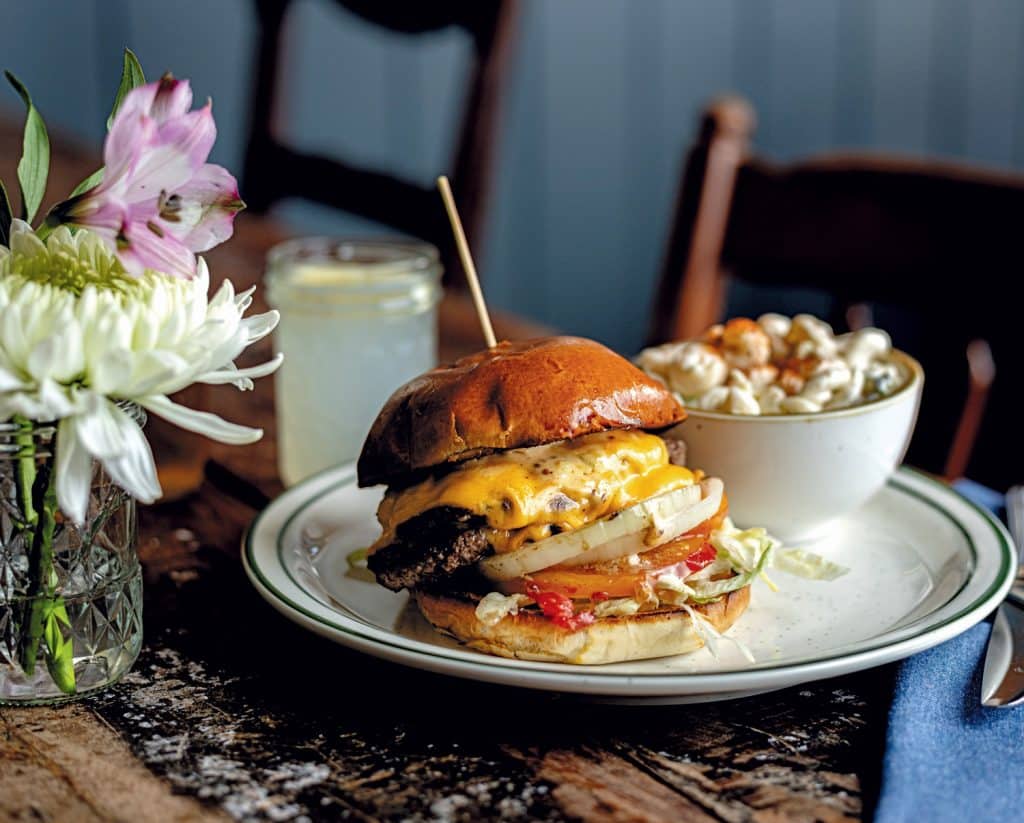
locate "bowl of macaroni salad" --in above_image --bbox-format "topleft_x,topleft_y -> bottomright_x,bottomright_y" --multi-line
638,315 -> 923,541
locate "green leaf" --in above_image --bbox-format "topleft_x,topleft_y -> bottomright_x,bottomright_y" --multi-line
69,168 -> 105,198
43,600 -> 76,695
4,71 -> 50,224
0,180 -> 12,246
43,602 -> 61,652
107,48 -> 146,131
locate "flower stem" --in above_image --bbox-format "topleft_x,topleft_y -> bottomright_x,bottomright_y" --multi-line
8,417 -> 37,651
17,454 -> 72,694
34,220 -> 54,242
12,415 -> 37,531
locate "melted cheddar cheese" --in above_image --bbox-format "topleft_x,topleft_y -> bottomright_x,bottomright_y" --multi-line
371,430 -> 695,554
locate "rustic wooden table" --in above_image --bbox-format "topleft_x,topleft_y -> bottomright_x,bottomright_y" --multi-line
0,123 -> 893,822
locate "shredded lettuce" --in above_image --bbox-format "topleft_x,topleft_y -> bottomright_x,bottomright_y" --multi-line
653,572 -> 695,602
772,547 -> 848,580
474,592 -> 531,626
680,602 -> 755,663
710,519 -> 775,573
593,597 -> 641,618
346,547 -> 368,568
689,540 -> 773,603
707,519 -> 849,589
701,519 -> 778,598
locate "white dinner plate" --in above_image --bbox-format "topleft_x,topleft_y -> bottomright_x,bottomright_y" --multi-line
243,464 -> 1014,703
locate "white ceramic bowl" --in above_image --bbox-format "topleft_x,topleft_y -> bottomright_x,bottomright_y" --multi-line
671,351 -> 924,542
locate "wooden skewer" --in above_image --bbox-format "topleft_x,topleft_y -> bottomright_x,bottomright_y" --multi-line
436,175 -> 497,348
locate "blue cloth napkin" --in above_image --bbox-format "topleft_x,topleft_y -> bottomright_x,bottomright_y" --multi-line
874,482 -> 1023,823
875,623 -> 1024,821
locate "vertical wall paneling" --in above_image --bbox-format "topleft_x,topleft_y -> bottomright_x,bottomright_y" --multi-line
94,0 -> 134,138
0,1 -> 103,145
382,37 -> 428,182
927,0 -> 970,157
621,0 -> 670,354
872,0 -> 934,153
481,0 -> 548,315
766,0 -> 841,159
378,25 -> 468,184
645,1 -> 738,352
274,2 -> 469,238
732,1 -> 775,149
964,0 -> 1024,168
661,1 -> 736,139
539,0 -> 630,342
123,0 -> 255,173
1014,8 -> 1024,167
2,0 -> 1024,352
284,3 -> 467,184
287,2 -> 389,174
414,31 -> 471,180
275,2 -> 422,237
833,0 -> 876,148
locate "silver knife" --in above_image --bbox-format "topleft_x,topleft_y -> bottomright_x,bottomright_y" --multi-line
981,485 -> 1024,708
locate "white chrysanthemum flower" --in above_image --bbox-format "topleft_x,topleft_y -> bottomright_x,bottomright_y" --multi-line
0,219 -> 282,523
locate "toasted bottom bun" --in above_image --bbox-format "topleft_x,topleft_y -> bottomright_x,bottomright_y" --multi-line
413,586 -> 750,665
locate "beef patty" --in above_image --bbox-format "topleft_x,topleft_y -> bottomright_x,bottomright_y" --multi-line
368,436 -> 690,591
367,507 -> 489,591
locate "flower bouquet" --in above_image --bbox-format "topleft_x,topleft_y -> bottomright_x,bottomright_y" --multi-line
0,50 -> 280,702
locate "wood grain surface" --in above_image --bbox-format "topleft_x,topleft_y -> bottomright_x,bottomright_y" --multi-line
0,119 -> 893,822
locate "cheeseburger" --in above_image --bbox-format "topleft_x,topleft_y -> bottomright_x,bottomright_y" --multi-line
356,336 -> 777,664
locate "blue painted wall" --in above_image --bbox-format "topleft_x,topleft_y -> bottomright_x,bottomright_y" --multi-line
1,0 -> 1021,352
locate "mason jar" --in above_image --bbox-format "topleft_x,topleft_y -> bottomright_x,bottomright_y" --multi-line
0,413 -> 142,704
266,238 -> 442,486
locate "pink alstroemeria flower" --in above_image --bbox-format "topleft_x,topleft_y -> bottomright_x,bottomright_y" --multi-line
54,75 -> 244,279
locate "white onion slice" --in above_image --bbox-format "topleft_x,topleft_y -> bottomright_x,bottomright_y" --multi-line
560,478 -> 723,568
479,478 -> 723,581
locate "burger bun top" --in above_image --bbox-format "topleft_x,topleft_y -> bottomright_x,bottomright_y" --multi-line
357,336 -> 686,487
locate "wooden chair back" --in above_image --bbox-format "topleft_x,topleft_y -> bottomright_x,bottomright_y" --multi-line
242,0 -> 519,289
650,97 -> 1022,482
